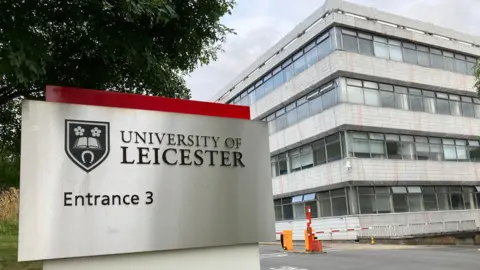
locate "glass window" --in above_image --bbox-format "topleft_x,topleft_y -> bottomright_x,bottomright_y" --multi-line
347,85 -> 364,104
466,57 -> 476,76
449,98 -> 461,117
437,193 -> 450,210
322,89 -> 337,110
385,134 -> 402,159
359,192 -> 375,214
376,193 -> 392,213
293,203 -> 305,219
326,134 -> 342,162
395,90 -> 409,110
468,141 -> 480,161
319,191 -> 332,217
380,91 -> 395,108
392,193 -> 408,212
424,94 -> 436,114
443,144 -> 457,161
293,55 -> 306,75
305,45 -> 318,68
342,30 -> 358,52
430,48 -> 443,69
401,136 -> 415,160
278,153 -> 288,175
272,71 -> 284,89
297,102 -> 310,122
436,98 -> 450,115
475,104 -> 480,118
317,36 -> 331,59
308,95 -> 323,115
283,204 -> 293,220
351,132 -> 370,158
462,101 -> 475,117
286,107 -> 297,127
263,78 -> 274,94
369,133 -> 386,158
305,201 -> 318,218
423,192 -> 438,211
275,205 -> 283,221
408,194 -> 423,212
417,46 -> 430,67
364,88 -> 380,107
300,146 -> 314,169
443,51 -> 455,72
313,140 -> 327,165
289,149 -> 302,172
402,42 -> 417,64
373,36 -> 389,59
429,143 -> 443,161
409,91 -> 423,112
416,141 -> 430,160
331,188 -> 348,216
455,54 -> 467,74
451,192 -> 464,210
283,64 -> 294,82
388,39 -> 403,61
303,193 -> 316,201
359,34 -> 374,56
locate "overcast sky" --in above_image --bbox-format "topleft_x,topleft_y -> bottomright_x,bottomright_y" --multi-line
185,0 -> 480,102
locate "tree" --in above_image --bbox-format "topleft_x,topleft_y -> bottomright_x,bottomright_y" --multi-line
0,0 -> 236,187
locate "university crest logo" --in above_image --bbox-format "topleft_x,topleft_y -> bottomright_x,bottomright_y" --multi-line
65,120 -> 110,172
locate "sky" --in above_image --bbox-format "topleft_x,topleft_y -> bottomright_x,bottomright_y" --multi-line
185,0 -> 480,102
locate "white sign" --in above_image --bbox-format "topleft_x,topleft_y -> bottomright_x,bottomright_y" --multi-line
18,100 -> 275,261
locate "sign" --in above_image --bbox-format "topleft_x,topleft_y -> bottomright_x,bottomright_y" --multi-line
18,99 -> 275,261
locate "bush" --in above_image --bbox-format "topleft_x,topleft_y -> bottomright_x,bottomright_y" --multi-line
0,188 -> 19,235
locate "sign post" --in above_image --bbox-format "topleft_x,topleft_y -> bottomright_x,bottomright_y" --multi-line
17,86 -> 275,269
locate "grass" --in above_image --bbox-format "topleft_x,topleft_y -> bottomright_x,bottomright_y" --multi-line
0,188 -> 41,270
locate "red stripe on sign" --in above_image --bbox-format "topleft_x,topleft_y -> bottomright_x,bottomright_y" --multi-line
45,85 -> 251,120
331,230 -> 340,233
347,228 -> 354,231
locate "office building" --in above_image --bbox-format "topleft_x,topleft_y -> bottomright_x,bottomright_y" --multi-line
211,0 -> 480,240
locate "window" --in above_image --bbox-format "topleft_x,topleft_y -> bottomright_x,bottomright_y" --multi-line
375,187 -> 392,213
370,133 -> 386,159
317,35 -> 331,59
422,187 -> 438,211
468,140 -> 480,161
358,33 -> 374,56
271,157 -> 278,177
342,29 -> 358,52
449,94 -> 461,117
409,88 -> 423,112
400,135 -> 415,160
415,136 -> 429,160
331,188 -> 348,216
347,79 -> 364,104
309,94 -> 323,115
282,197 -> 294,220
278,153 -> 288,175
296,98 -> 310,122
319,191 -> 332,217
322,88 -> 337,110
380,87 -> 395,108
430,48 -> 443,68
455,54 -> 467,74
461,96 -> 475,117
358,187 -> 376,214
466,56 -> 476,76
285,103 -> 297,126
407,187 -> 423,212
443,51 -> 455,72
305,41 -> 318,67
392,187 -> 408,212
293,52 -> 306,75
351,132 -> 370,158
364,81 -> 380,106
437,187 -> 451,210
450,187 -> 464,210
402,42 -> 417,64
423,90 -> 436,114
373,36 -> 389,59
417,45 -> 430,67
388,39 -> 403,61
394,86 -> 409,110
326,133 -> 342,161
274,199 -> 283,221
312,139 -> 327,165
385,134 -> 402,159
436,93 -> 450,115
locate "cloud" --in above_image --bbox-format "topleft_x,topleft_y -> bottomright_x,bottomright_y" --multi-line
185,0 -> 480,101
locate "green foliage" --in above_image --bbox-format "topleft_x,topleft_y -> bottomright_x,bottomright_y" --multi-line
0,0 -> 236,187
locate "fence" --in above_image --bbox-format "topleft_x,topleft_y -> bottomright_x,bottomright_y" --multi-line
358,220 -> 477,238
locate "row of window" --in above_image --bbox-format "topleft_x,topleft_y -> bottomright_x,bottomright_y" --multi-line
232,29 -> 334,107
340,28 -> 477,75
228,26 -> 477,106
262,77 -> 480,135
348,131 -> 480,162
274,186 -> 480,221
271,132 -> 345,177
270,131 -> 480,178
344,78 -> 480,118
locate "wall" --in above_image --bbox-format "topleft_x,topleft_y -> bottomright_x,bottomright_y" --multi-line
275,209 -> 480,241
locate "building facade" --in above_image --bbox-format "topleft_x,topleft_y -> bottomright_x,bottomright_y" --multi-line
211,0 -> 480,240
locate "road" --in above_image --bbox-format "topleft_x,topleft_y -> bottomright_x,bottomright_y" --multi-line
259,244 -> 480,270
